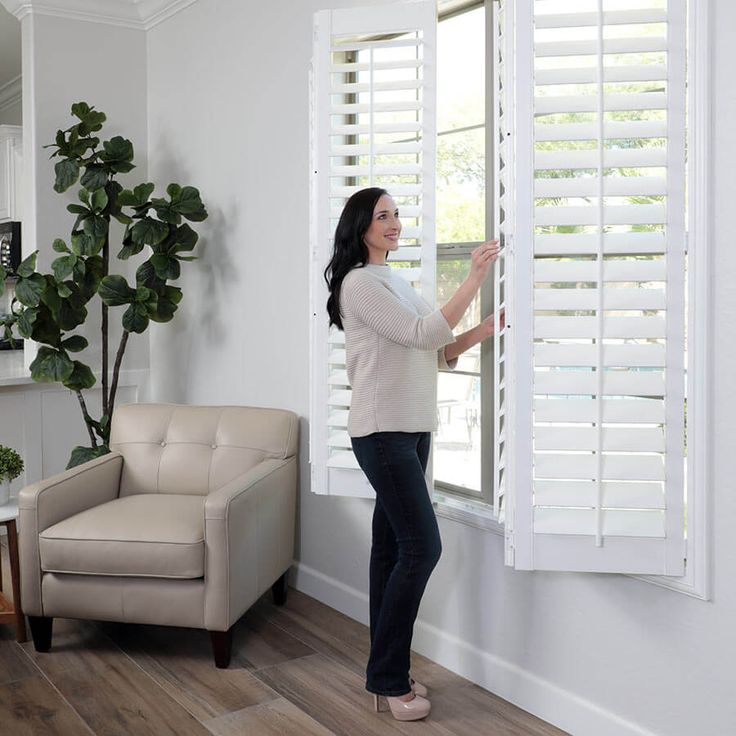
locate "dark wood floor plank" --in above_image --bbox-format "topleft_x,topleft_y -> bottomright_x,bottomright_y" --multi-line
256,652 -> 458,736
250,593 -> 372,679
4,574 -> 567,736
430,681 -> 569,736
101,621 -> 283,722
22,619 -> 212,736
0,675 -> 95,736
204,696 -> 337,736
233,605 -> 317,670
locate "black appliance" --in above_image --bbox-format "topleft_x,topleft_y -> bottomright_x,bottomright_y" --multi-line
0,221 -> 21,274
0,221 -> 23,351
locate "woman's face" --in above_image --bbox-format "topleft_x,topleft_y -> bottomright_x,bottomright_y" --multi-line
363,194 -> 401,263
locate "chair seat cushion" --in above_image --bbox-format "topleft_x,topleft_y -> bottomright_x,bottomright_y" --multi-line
39,494 -> 205,579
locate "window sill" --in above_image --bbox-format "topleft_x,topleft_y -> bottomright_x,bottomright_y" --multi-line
431,488 -> 503,535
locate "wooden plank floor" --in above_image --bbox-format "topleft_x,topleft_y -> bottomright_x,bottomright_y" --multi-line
0,539 -> 568,735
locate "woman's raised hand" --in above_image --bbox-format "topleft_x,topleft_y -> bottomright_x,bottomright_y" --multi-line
469,240 -> 501,286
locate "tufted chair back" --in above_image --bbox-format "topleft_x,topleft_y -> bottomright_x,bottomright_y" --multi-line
109,403 -> 298,497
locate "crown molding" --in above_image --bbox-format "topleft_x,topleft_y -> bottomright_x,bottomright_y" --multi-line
0,75 -> 22,114
0,0 -> 198,30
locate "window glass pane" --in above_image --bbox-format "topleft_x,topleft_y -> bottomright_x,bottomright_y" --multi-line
437,127 -> 486,243
435,372 -> 481,493
435,256 -> 481,493
437,7 -> 485,131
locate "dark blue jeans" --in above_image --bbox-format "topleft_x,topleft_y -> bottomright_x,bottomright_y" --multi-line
350,431 -> 442,696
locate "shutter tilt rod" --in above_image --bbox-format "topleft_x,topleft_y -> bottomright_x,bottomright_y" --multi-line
594,0 -> 605,548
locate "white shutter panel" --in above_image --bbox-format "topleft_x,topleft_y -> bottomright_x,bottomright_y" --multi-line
493,0 -> 517,565
502,0 -> 687,573
310,0 -> 437,497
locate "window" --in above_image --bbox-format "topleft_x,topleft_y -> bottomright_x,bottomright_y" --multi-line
310,0 -> 711,595
434,3 -> 488,503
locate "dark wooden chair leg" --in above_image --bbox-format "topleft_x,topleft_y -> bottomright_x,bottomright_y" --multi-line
6,519 -> 27,642
271,570 -> 288,606
210,628 -> 232,668
28,616 -> 53,652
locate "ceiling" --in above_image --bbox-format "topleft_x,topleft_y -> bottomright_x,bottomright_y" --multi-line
0,1 -> 478,101
0,5 -> 20,93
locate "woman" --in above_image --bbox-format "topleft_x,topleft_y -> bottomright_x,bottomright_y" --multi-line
323,187 -> 503,722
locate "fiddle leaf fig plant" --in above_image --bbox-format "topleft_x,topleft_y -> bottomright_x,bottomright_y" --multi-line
0,102 -> 208,468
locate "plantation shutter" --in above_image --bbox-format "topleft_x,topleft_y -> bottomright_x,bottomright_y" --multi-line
309,0 -> 437,497
500,0 -> 687,573
492,0 -> 517,565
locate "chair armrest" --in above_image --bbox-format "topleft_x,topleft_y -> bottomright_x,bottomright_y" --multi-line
19,451 -> 124,531
203,457 -> 297,631
18,451 -> 124,617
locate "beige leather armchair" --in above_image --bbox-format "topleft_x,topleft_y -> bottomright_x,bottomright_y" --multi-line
18,403 -> 298,667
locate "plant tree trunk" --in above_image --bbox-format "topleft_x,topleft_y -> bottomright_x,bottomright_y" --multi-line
102,231 -> 110,416
107,330 -> 130,432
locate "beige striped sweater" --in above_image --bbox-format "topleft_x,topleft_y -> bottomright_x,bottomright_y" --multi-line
339,263 -> 458,437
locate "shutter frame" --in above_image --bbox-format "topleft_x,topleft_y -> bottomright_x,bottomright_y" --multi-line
501,0 -> 688,574
310,0 -> 437,497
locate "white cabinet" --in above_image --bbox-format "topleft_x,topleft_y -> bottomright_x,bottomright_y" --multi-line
0,125 -> 22,223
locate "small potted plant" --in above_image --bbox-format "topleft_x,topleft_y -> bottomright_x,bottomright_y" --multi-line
0,445 -> 24,506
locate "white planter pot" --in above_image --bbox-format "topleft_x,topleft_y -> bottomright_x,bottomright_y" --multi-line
0,478 -> 9,506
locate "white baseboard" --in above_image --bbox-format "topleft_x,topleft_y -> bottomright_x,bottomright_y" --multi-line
290,561 -> 657,736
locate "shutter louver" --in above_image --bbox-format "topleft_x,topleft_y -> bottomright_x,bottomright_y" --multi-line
503,0 -> 687,573
310,0 -> 437,497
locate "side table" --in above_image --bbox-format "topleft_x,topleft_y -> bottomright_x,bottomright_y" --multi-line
0,501 -> 27,642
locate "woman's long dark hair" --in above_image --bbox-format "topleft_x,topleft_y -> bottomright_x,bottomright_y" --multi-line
324,187 -> 388,330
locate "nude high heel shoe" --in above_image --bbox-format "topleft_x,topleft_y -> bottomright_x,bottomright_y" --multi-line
373,692 -> 431,721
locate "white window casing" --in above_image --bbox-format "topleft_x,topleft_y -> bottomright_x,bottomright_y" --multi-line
497,0 -> 688,574
309,0 -> 437,497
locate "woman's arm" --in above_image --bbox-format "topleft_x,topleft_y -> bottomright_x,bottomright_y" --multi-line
443,308 -> 506,363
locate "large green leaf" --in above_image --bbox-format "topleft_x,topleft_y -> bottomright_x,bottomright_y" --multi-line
80,164 -> 108,191
71,102 -> 106,135
52,254 -> 77,282
30,347 -> 74,383
53,238 -> 70,253
66,444 -> 110,470
99,136 -> 135,174
71,232 -> 102,257
83,214 -> 108,238
148,285 -> 183,324
135,260 -> 163,289
61,334 -> 88,352
54,159 -> 80,193
98,275 -> 134,306
170,223 -> 198,253
169,185 -> 208,222
15,273 -> 46,307
16,251 -> 38,278
15,306 -> 38,338
150,253 -> 180,281
150,198 -> 181,225
78,255 -> 104,299
117,182 -> 155,208
63,360 -> 96,391
122,303 -> 149,333
131,217 -> 169,246
91,189 -> 109,214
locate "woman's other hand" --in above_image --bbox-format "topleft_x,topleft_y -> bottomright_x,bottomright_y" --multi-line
480,306 -> 505,339
468,240 -> 501,286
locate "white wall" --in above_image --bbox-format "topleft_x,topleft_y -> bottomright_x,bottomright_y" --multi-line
23,13 -> 149,380
147,1 -> 736,734
0,99 -> 22,125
